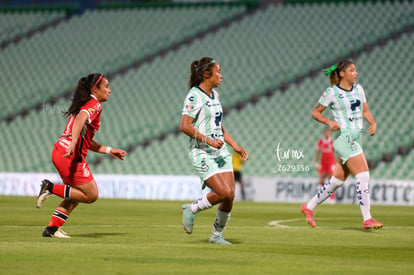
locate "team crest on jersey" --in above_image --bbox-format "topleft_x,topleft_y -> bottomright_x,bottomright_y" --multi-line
88,108 -> 95,115
201,160 -> 209,172
186,104 -> 194,111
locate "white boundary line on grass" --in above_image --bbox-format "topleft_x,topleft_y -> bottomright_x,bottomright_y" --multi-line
267,218 -> 304,229
267,218 -> 331,229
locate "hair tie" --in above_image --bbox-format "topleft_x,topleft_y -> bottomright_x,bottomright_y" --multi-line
322,64 -> 337,75
196,59 -> 216,71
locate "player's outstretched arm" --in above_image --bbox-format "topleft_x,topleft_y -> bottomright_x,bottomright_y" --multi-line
90,140 -> 127,160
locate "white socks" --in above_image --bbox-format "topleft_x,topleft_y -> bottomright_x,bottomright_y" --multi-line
189,195 -> 231,237
211,209 -> 231,237
307,172 -> 372,221
307,176 -> 344,210
355,171 -> 372,221
190,194 -> 213,213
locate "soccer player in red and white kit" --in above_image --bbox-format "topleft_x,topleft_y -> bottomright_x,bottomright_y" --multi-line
36,73 -> 127,238
315,128 -> 336,202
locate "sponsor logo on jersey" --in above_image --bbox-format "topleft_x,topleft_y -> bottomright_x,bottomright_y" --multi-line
82,163 -> 90,177
211,132 -> 222,139
83,167 -> 90,177
205,101 -> 220,107
214,156 -> 226,168
188,96 -> 194,102
349,113 -> 362,122
88,108 -> 95,115
95,103 -> 102,112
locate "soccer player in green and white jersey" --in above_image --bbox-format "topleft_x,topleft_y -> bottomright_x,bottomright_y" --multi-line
180,57 -> 248,244
301,60 -> 383,230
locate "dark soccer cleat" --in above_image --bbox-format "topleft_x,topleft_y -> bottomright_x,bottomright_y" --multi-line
42,226 -> 70,238
36,179 -> 52,208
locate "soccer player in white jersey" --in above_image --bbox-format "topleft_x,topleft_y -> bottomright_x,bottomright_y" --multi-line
180,57 -> 248,244
301,60 -> 383,230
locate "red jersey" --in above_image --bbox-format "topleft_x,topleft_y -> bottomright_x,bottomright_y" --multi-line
56,96 -> 102,159
317,137 -> 335,166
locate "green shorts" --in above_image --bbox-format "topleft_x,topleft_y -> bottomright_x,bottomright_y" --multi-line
333,129 -> 364,164
190,152 -> 233,182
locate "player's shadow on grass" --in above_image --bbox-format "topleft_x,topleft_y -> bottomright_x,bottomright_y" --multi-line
73,232 -> 127,238
196,238 -> 242,245
337,226 -> 383,232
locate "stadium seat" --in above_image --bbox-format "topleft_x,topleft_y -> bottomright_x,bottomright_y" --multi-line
2,1 -> 414,180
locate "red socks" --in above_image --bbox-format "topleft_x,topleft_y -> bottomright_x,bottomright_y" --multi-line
48,209 -> 69,228
51,184 -> 71,200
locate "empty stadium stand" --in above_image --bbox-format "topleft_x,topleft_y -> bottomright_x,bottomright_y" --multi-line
1,0 -> 413,180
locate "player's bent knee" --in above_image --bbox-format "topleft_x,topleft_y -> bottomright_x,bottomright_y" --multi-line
215,189 -> 234,201
330,176 -> 345,189
228,190 -> 235,201
222,189 -> 235,201
84,193 -> 99,203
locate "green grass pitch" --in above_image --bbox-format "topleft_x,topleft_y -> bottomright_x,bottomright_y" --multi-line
1,196 -> 414,274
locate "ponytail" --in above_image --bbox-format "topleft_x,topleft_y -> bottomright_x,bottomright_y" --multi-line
188,57 -> 216,89
324,60 -> 353,86
188,60 -> 200,89
329,68 -> 340,86
64,73 -> 104,117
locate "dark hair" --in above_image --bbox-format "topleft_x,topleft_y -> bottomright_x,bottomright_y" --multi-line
64,73 -> 104,117
329,60 -> 354,86
188,57 -> 216,89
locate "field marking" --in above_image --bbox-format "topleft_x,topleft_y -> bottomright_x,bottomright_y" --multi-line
3,223 -> 414,231
267,218 -> 334,229
0,225 -> 259,229
267,218 -> 304,229
266,218 -> 414,230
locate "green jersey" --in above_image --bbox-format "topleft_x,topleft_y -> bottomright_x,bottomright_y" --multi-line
182,86 -> 229,159
319,83 -> 367,131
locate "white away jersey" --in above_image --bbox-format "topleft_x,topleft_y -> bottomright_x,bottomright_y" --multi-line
319,83 -> 367,131
182,86 -> 229,157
